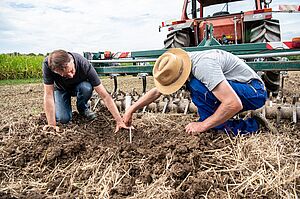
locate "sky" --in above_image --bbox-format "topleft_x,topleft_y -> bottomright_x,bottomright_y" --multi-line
0,0 -> 299,55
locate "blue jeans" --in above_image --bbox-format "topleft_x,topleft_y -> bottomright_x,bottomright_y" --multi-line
187,77 -> 267,135
54,81 -> 93,124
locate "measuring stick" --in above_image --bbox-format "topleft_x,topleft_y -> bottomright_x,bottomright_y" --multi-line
129,127 -> 132,143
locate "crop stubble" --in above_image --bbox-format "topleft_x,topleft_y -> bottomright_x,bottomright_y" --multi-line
0,72 -> 299,198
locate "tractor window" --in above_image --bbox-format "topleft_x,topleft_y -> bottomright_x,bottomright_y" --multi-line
203,0 -> 256,17
186,0 -> 201,19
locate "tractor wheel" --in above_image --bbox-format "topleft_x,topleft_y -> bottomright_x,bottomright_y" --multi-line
164,29 -> 191,48
262,71 -> 281,93
250,19 -> 281,43
250,19 -> 281,96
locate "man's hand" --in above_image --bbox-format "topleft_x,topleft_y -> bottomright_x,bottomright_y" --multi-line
123,111 -> 133,127
42,125 -> 61,132
115,120 -> 130,133
185,122 -> 208,135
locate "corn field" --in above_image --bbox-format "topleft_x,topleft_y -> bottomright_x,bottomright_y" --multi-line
0,54 -> 44,80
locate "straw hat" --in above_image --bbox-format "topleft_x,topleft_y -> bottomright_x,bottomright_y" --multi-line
153,48 -> 191,94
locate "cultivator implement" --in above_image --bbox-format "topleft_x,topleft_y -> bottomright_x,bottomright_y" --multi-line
86,41 -> 300,123
92,88 -> 300,123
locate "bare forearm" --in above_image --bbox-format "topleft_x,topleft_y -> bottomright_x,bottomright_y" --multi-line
202,102 -> 241,130
44,97 -> 56,126
127,88 -> 161,114
201,80 -> 243,130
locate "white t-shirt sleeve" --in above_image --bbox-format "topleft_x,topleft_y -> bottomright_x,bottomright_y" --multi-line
192,58 -> 226,91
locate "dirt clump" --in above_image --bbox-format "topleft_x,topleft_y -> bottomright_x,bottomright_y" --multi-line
0,73 -> 299,198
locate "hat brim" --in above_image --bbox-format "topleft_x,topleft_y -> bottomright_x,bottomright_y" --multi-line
153,48 -> 191,95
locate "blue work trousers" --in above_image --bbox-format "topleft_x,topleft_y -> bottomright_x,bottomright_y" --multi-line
187,77 -> 267,135
54,81 -> 93,124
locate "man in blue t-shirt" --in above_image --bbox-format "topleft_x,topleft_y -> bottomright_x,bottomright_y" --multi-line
42,49 -> 127,132
123,48 -> 271,136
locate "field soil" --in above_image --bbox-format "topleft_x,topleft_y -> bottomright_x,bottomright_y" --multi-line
0,72 -> 299,198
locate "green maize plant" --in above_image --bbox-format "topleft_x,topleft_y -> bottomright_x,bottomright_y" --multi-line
0,54 -> 44,80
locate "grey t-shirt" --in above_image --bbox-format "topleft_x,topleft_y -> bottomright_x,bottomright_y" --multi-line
189,49 -> 263,91
43,52 -> 101,91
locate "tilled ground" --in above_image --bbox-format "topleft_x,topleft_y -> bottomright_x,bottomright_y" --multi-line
0,73 -> 299,198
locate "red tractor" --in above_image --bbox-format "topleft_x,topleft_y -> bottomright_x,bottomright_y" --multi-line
161,0 -> 282,95
162,0 -> 281,48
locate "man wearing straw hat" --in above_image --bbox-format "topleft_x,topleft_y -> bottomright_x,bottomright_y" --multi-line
123,48 -> 269,135
42,49 -> 128,132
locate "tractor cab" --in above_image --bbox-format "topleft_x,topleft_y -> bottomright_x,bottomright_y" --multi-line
182,0 -> 270,20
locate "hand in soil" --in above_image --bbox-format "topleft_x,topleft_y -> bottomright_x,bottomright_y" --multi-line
115,120 -> 130,133
123,111 -> 133,126
185,122 -> 208,135
42,125 -> 61,133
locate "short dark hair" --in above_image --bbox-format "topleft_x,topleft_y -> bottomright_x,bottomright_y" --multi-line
48,50 -> 71,71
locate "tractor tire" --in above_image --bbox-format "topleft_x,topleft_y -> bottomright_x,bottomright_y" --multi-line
250,19 -> 281,96
164,29 -> 191,48
262,71 -> 281,93
250,19 -> 281,43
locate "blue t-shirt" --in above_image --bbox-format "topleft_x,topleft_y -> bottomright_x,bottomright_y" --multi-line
42,52 -> 101,90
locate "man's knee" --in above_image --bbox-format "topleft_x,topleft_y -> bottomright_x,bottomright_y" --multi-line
56,112 -> 72,124
77,82 -> 93,96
